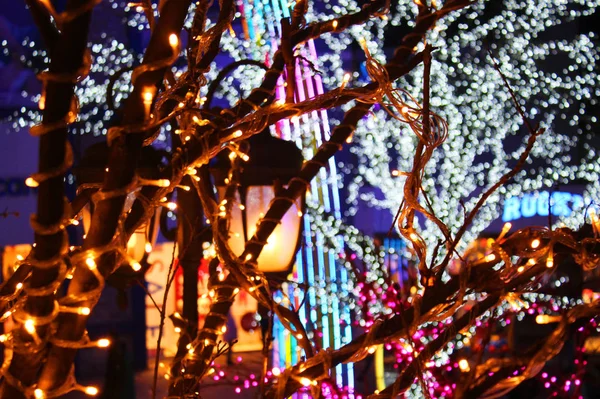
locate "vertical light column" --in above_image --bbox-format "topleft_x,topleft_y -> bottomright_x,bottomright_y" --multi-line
239,0 -> 354,394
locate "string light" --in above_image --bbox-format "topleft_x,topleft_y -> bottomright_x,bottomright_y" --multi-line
25,177 -> 39,188
546,252 -> 554,268
300,377 -> 314,387
24,319 -> 36,335
131,261 -> 142,272
85,257 -> 96,269
84,386 -> 99,396
168,33 -> 179,47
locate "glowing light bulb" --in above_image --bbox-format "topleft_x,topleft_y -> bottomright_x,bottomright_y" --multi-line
84,386 -> 99,396
458,359 -> 470,372
16,283 -> 23,290
166,202 -> 177,211
142,88 -> 154,104
169,34 -> 179,47
157,179 -> 170,187
546,253 -> 554,268
79,307 -> 91,315
85,257 -> 96,269
34,389 -> 44,399
531,239 -> 541,249
485,253 -> 496,262
332,20 -> 338,29
97,338 -> 111,348
233,130 -> 243,138
131,261 -> 142,272
24,319 -> 36,334
300,378 -> 313,387
25,177 -> 39,188
341,72 -> 351,89
145,242 -> 153,253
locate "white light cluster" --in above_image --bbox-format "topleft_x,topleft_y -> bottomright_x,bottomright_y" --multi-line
3,1 -> 143,136
325,0 -> 600,259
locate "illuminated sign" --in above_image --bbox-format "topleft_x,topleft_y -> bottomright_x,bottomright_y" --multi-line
502,191 -> 584,222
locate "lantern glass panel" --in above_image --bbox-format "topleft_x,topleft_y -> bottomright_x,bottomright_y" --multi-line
219,186 -> 302,273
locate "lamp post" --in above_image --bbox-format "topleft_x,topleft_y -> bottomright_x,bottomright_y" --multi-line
211,127 -> 305,281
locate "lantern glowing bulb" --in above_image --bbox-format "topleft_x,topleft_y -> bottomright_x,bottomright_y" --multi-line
168,34 -> 178,47
79,307 -> 91,315
458,359 -> 470,372
84,386 -> 99,396
531,239 -> 541,249
97,338 -> 111,348
145,242 -> 153,253
34,389 -> 44,399
131,261 -> 142,272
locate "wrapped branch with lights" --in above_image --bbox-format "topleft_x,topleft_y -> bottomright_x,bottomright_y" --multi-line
1,0 -> 599,398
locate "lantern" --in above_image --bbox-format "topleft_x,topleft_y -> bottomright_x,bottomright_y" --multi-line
212,127 -> 304,278
74,143 -> 163,264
